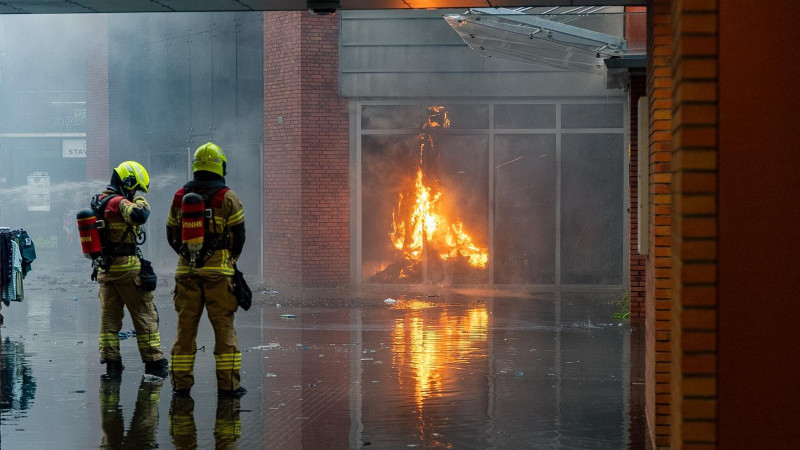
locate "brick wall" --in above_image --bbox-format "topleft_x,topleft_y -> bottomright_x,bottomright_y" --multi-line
299,13 -> 350,286
646,0 -> 674,447
670,1 -> 719,447
85,15 -> 109,182
629,73 -> 647,319
265,11 -> 304,284
264,11 -> 349,286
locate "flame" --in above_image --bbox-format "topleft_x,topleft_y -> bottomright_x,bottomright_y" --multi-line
389,106 -> 488,270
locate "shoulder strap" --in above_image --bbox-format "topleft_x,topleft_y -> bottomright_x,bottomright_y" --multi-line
172,187 -> 186,210
209,187 -> 230,209
91,193 -> 122,220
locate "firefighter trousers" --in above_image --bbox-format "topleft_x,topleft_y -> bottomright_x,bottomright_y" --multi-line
170,274 -> 241,392
98,272 -> 164,363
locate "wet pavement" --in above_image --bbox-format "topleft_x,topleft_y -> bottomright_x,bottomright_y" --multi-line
1,266 -> 643,449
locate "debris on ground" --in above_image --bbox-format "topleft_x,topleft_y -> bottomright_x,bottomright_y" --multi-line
383,298 -> 397,304
141,374 -> 164,384
117,330 -> 137,340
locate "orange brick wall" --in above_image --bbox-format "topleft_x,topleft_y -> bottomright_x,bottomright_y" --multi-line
645,0 -> 674,446
670,0 -> 719,447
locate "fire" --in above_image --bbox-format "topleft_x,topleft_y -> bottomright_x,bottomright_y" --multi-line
389,106 -> 488,270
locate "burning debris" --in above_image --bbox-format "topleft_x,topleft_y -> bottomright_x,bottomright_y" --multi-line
371,106 -> 488,284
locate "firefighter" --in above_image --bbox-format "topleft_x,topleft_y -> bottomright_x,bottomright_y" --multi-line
167,142 -> 246,398
93,161 -> 169,378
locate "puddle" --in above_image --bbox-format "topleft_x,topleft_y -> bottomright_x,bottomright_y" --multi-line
1,277 -> 636,448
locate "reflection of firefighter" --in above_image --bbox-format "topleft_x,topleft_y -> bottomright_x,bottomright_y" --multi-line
84,161 -> 168,378
99,376 -> 163,448
169,394 -> 241,449
166,143 -> 246,397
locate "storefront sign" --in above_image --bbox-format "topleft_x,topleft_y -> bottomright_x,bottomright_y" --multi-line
27,172 -> 50,212
54,108 -> 87,128
62,139 -> 86,158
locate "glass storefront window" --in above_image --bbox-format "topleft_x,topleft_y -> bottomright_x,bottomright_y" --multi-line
358,102 -> 624,287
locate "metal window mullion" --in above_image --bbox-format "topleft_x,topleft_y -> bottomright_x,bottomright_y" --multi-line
555,103 -> 562,290
488,104 -> 495,286
354,102 -> 363,286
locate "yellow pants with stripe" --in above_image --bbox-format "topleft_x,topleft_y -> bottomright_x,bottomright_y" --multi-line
98,271 -> 164,363
170,274 -> 241,392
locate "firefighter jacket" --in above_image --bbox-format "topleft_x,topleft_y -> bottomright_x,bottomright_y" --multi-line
166,181 -> 245,277
96,189 -> 149,281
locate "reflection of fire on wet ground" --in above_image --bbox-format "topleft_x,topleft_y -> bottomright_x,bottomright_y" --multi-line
371,106 -> 488,284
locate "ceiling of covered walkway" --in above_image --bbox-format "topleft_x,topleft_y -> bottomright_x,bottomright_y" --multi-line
0,1 -> 643,14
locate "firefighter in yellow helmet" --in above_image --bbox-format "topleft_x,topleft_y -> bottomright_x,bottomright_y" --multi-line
166,142 -> 246,397
92,161 -> 168,378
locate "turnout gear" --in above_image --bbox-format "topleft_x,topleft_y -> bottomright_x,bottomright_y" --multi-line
89,161 -> 167,375
168,142 -> 246,395
192,142 -> 227,177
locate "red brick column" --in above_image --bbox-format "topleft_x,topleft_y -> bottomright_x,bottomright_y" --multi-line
629,73 -> 647,319
265,11 -> 303,284
85,15 -> 109,181
264,11 -> 349,286
646,0 -> 674,446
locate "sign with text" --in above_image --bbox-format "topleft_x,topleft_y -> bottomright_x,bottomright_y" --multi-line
27,172 -> 50,212
62,139 -> 86,158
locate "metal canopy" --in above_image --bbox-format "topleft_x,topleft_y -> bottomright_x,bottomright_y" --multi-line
445,6 -> 645,75
0,1 -> 645,14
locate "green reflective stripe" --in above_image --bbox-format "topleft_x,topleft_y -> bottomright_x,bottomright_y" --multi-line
171,354 -> 196,372
170,416 -> 195,435
229,209 -> 244,223
107,256 -> 140,272
100,395 -> 120,406
176,265 -> 235,276
99,333 -> 120,346
136,333 -> 161,348
214,420 -> 242,437
215,353 -> 242,370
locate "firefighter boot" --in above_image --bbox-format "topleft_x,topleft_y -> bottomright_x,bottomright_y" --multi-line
102,359 -> 125,379
145,358 -> 169,378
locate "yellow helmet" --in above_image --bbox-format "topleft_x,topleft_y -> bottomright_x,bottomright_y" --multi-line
114,161 -> 150,194
192,142 -> 227,176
